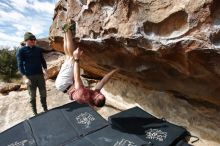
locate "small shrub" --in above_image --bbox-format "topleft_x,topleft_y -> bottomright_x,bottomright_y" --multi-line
0,47 -> 21,82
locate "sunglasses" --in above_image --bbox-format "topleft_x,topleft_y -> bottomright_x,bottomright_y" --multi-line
29,39 -> 36,41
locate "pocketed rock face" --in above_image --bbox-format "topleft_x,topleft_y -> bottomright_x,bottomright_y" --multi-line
50,0 -> 220,105
49,0 -> 220,144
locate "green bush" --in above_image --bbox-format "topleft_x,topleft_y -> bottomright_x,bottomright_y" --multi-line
0,47 -> 21,82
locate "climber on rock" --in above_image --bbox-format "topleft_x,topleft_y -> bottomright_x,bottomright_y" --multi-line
55,18 -> 118,107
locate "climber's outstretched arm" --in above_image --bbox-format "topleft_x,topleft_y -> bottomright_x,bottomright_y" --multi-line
94,69 -> 119,91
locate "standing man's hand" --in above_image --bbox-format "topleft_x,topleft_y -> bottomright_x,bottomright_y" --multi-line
23,76 -> 31,85
73,47 -> 83,59
43,69 -> 48,80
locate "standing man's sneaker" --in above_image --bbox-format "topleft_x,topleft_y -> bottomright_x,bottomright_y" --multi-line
33,111 -> 37,116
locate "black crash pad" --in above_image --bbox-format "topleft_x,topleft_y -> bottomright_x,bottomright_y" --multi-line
108,107 -> 189,146
62,138 -> 95,146
0,121 -> 36,146
0,103 -> 191,146
28,102 -> 108,146
0,102 -> 108,146
63,125 -> 148,146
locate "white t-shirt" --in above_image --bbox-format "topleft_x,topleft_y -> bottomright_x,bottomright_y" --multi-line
55,60 -> 74,92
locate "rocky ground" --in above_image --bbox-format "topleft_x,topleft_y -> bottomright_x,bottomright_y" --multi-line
0,79 -> 219,146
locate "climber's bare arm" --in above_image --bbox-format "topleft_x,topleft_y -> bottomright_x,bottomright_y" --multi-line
94,69 -> 119,91
73,48 -> 83,89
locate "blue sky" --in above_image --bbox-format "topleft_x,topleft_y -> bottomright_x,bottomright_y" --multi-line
0,0 -> 58,48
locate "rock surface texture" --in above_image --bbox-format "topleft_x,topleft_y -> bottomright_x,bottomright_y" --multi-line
50,0 -> 220,106
48,0 -> 220,145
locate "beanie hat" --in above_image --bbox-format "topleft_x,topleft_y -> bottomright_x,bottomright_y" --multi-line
24,32 -> 36,41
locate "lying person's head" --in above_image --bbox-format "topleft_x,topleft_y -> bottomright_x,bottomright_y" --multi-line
91,91 -> 106,107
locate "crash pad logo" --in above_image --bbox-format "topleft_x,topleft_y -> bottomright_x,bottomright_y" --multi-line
8,140 -> 28,146
145,128 -> 167,142
113,139 -> 137,146
76,112 -> 95,128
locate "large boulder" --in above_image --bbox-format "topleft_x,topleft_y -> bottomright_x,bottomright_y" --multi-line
49,0 -> 220,106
